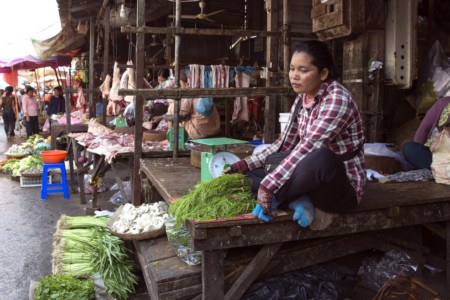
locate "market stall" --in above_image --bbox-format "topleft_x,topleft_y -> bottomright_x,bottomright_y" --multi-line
138,157 -> 450,299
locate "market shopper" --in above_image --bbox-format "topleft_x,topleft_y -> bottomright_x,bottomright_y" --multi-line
47,86 -> 66,129
402,96 -> 450,169
22,86 -> 40,137
0,86 -> 17,138
147,69 -> 173,124
153,71 -> 221,139
224,40 -> 366,228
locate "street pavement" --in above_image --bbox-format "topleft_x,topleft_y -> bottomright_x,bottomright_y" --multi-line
0,124 -> 84,299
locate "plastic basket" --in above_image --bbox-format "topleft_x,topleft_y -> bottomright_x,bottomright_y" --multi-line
20,175 -> 52,188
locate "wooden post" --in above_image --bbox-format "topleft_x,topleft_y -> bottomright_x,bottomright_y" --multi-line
133,0 -> 145,205
173,0 -> 182,157
264,0 -> 279,143
89,18 -> 96,119
202,250 -> 225,300
282,0 -> 291,112
102,6 -> 110,125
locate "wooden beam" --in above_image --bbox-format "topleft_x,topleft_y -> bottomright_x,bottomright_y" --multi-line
122,26 -> 279,37
119,87 -> 289,98
225,243 -> 282,300
202,250 -> 226,300
70,0 -> 103,13
133,0 -> 145,206
265,0 -> 279,143
89,19 -> 96,119
102,5 -> 110,125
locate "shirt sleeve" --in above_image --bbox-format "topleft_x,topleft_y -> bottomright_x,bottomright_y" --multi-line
413,98 -> 443,144
22,96 -> 28,114
260,88 -> 355,193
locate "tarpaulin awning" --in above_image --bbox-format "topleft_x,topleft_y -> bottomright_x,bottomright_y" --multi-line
0,54 -> 73,73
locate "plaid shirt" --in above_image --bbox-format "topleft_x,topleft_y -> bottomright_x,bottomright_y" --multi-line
245,80 -> 366,203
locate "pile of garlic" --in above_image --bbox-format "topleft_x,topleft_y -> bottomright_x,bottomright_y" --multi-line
111,202 -> 169,234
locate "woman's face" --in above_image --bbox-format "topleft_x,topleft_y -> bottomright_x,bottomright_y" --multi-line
289,51 -> 328,97
157,76 -> 166,84
54,89 -> 61,97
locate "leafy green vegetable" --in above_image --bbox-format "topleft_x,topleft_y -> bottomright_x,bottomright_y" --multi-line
53,216 -> 138,300
168,173 -> 255,228
34,274 -> 95,300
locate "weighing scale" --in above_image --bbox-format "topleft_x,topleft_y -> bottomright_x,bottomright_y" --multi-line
191,137 -> 248,181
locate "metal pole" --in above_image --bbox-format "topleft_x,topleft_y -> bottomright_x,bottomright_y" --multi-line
133,0 -> 146,205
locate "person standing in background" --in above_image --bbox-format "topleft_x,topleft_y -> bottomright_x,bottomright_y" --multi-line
0,86 -> 17,138
22,86 -> 40,137
47,86 -> 65,129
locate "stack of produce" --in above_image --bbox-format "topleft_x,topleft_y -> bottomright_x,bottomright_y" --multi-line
168,173 -> 255,227
110,201 -> 168,234
33,274 -> 95,300
52,215 -> 138,300
1,155 -> 43,177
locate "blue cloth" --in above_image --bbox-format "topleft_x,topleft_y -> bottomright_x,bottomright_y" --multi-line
402,142 -> 432,170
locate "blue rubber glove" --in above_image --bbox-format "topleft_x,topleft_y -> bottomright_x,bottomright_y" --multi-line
289,196 -> 315,228
252,203 -> 273,222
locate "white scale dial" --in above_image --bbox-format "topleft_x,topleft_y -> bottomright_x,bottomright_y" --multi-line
208,151 -> 241,178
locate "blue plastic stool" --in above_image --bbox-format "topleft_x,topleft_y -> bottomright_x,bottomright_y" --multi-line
41,162 -> 69,201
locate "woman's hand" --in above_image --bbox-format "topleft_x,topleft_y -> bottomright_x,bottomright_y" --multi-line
222,160 -> 249,175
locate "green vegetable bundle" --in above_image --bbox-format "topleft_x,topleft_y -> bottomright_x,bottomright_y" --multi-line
34,274 -> 95,300
168,173 -> 255,228
52,215 -> 137,300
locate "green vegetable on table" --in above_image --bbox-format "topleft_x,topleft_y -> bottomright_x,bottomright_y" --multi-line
52,216 -> 138,300
168,173 -> 255,228
34,274 -> 95,300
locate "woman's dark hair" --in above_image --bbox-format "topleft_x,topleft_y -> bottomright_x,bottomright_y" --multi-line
25,86 -> 35,93
293,40 -> 338,80
54,86 -> 63,93
157,69 -> 170,80
5,86 -> 13,93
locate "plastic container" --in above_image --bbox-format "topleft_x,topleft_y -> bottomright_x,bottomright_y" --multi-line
20,175 -> 52,188
40,150 -> 67,164
279,113 -> 290,133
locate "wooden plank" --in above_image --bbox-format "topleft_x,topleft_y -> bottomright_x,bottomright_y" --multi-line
447,221 -> 450,288
189,202 -> 450,251
119,86 -> 289,98
135,236 -> 177,263
140,158 -> 200,201
225,243 -> 282,300
202,250 -> 226,300
140,157 -> 450,211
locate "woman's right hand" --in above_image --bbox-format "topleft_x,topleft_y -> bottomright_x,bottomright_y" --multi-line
223,160 -> 249,175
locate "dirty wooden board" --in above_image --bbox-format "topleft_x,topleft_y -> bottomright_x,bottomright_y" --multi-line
140,157 -> 450,210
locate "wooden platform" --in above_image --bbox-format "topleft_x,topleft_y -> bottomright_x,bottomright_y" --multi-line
139,157 -> 450,300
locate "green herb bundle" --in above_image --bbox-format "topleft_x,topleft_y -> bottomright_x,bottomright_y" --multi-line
52,216 -> 138,300
168,173 -> 255,227
34,274 -> 95,300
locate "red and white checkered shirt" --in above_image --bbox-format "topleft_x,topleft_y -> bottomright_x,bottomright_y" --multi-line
245,80 -> 366,203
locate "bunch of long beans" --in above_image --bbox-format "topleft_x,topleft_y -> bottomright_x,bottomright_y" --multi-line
52,215 -> 138,300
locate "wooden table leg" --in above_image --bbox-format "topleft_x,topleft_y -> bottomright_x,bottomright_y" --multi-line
111,162 -> 129,203
225,243 -> 283,300
446,221 -> 450,289
202,249 -> 226,300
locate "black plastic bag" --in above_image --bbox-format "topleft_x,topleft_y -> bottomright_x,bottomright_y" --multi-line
242,263 -> 359,300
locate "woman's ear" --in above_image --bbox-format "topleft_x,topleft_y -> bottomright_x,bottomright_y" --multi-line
320,68 -> 329,81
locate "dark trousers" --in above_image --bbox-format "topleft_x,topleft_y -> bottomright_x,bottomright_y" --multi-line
26,116 -> 40,137
2,108 -> 16,136
245,148 -> 358,214
402,142 -> 432,170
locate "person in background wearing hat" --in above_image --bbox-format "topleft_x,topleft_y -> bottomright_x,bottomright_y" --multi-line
403,96 -> 450,169
0,86 -> 17,138
22,86 -> 40,137
47,86 -> 66,130
153,71 -> 221,139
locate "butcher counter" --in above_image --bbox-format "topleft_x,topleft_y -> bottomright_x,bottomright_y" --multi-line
137,157 -> 450,300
